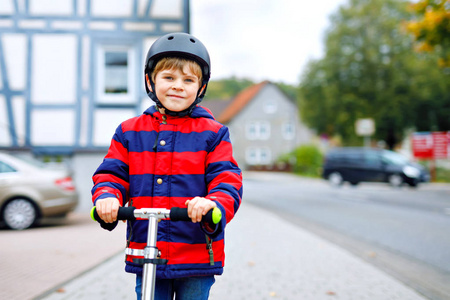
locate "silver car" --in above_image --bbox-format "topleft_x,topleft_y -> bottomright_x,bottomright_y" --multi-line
0,152 -> 78,230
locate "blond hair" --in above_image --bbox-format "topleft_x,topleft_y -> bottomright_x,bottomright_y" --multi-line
152,57 -> 203,83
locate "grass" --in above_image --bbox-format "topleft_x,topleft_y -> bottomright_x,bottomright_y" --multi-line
435,167 -> 450,183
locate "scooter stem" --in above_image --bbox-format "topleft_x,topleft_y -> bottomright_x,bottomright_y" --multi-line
142,214 -> 159,300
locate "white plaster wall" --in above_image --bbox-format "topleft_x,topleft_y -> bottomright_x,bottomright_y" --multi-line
93,109 -> 135,146
0,0 -> 14,14
72,152 -> 107,212
143,37 -> 158,61
12,96 -> 26,146
31,109 -> 75,145
91,0 -> 134,17
79,96 -> 89,147
137,0 -> 149,17
151,0 -> 183,18
0,96 -> 11,146
81,35 -> 90,91
141,97 -> 153,112
31,34 -> 77,104
78,0 -> 87,16
2,34 -> 27,90
29,0 -> 73,16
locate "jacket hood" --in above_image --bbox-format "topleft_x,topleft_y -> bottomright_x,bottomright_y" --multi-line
144,105 -> 216,120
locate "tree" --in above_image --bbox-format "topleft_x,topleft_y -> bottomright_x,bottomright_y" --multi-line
405,0 -> 450,68
205,77 -> 298,103
298,0 -> 449,149
204,77 -> 254,100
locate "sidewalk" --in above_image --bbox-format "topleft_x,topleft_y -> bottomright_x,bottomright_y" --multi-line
37,202 -> 426,300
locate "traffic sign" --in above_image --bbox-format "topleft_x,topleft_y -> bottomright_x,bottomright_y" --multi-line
355,118 -> 375,136
412,131 -> 449,159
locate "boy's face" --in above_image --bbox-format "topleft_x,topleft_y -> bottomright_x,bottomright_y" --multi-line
148,65 -> 203,113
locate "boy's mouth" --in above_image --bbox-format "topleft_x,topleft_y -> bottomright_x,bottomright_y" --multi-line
167,94 -> 184,99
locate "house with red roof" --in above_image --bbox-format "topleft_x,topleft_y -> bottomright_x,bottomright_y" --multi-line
201,81 -> 314,170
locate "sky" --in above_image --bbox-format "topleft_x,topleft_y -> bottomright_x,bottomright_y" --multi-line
190,0 -> 348,85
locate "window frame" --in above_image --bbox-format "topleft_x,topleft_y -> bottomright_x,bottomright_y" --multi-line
263,99 -> 277,114
245,121 -> 271,140
245,147 -> 272,165
96,44 -> 136,104
282,121 -> 295,140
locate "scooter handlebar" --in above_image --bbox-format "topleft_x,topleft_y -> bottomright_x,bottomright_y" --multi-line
91,206 -> 222,226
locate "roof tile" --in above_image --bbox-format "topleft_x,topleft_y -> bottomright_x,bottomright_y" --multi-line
216,81 -> 269,124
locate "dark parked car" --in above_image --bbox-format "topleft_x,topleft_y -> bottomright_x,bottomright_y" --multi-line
322,147 -> 430,187
0,152 -> 78,229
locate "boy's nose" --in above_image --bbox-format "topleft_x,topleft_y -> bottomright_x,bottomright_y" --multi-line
172,80 -> 184,91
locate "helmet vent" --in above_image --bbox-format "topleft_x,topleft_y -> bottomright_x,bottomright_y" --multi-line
190,38 -> 196,43
168,36 -> 174,40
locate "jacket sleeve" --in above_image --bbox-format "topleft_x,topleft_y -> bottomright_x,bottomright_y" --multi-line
92,124 -> 130,212
204,125 -> 243,238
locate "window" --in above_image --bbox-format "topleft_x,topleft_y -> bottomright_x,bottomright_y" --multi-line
246,147 -> 271,165
381,150 -> 408,166
282,122 -> 295,140
104,51 -> 128,94
263,99 -> 277,114
0,161 -> 15,173
246,121 -> 270,140
364,151 -> 381,167
247,122 -> 258,140
97,45 -> 136,104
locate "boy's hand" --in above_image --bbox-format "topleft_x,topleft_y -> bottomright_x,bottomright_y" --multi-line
185,197 -> 217,223
95,197 -> 120,223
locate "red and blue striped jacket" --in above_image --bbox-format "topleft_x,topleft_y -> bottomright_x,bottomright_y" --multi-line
92,105 -> 243,279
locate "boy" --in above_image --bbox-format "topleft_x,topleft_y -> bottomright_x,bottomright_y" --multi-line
92,32 -> 243,300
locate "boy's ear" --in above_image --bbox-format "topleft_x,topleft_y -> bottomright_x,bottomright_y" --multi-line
146,74 -> 153,92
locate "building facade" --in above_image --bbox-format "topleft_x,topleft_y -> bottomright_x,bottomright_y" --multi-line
202,81 -> 314,170
0,0 -> 190,212
0,0 -> 189,154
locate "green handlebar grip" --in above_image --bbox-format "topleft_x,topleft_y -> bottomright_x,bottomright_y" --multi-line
211,207 -> 222,224
90,206 -> 97,221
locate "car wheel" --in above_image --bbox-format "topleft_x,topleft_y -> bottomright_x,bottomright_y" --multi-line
408,180 -> 419,188
388,174 -> 403,187
329,172 -> 343,186
2,198 -> 38,230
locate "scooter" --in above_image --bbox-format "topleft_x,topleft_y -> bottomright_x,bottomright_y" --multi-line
91,206 -> 222,300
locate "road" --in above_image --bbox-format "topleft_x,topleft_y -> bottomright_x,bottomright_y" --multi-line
243,172 -> 450,300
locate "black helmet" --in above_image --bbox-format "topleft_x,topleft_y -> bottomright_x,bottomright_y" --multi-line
144,32 -> 211,116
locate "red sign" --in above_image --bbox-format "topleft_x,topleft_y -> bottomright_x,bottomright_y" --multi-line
432,132 -> 448,159
412,131 -> 449,159
412,132 -> 433,159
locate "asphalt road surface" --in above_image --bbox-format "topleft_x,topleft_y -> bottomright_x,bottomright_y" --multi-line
243,172 -> 450,300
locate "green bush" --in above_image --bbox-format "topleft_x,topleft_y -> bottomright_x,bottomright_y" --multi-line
436,167 -> 450,183
418,161 -> 450,183
279,145 -> 323,177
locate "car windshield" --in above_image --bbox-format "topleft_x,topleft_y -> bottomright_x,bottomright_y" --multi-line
0,161 -> 16,172
382,150 -> 409,166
